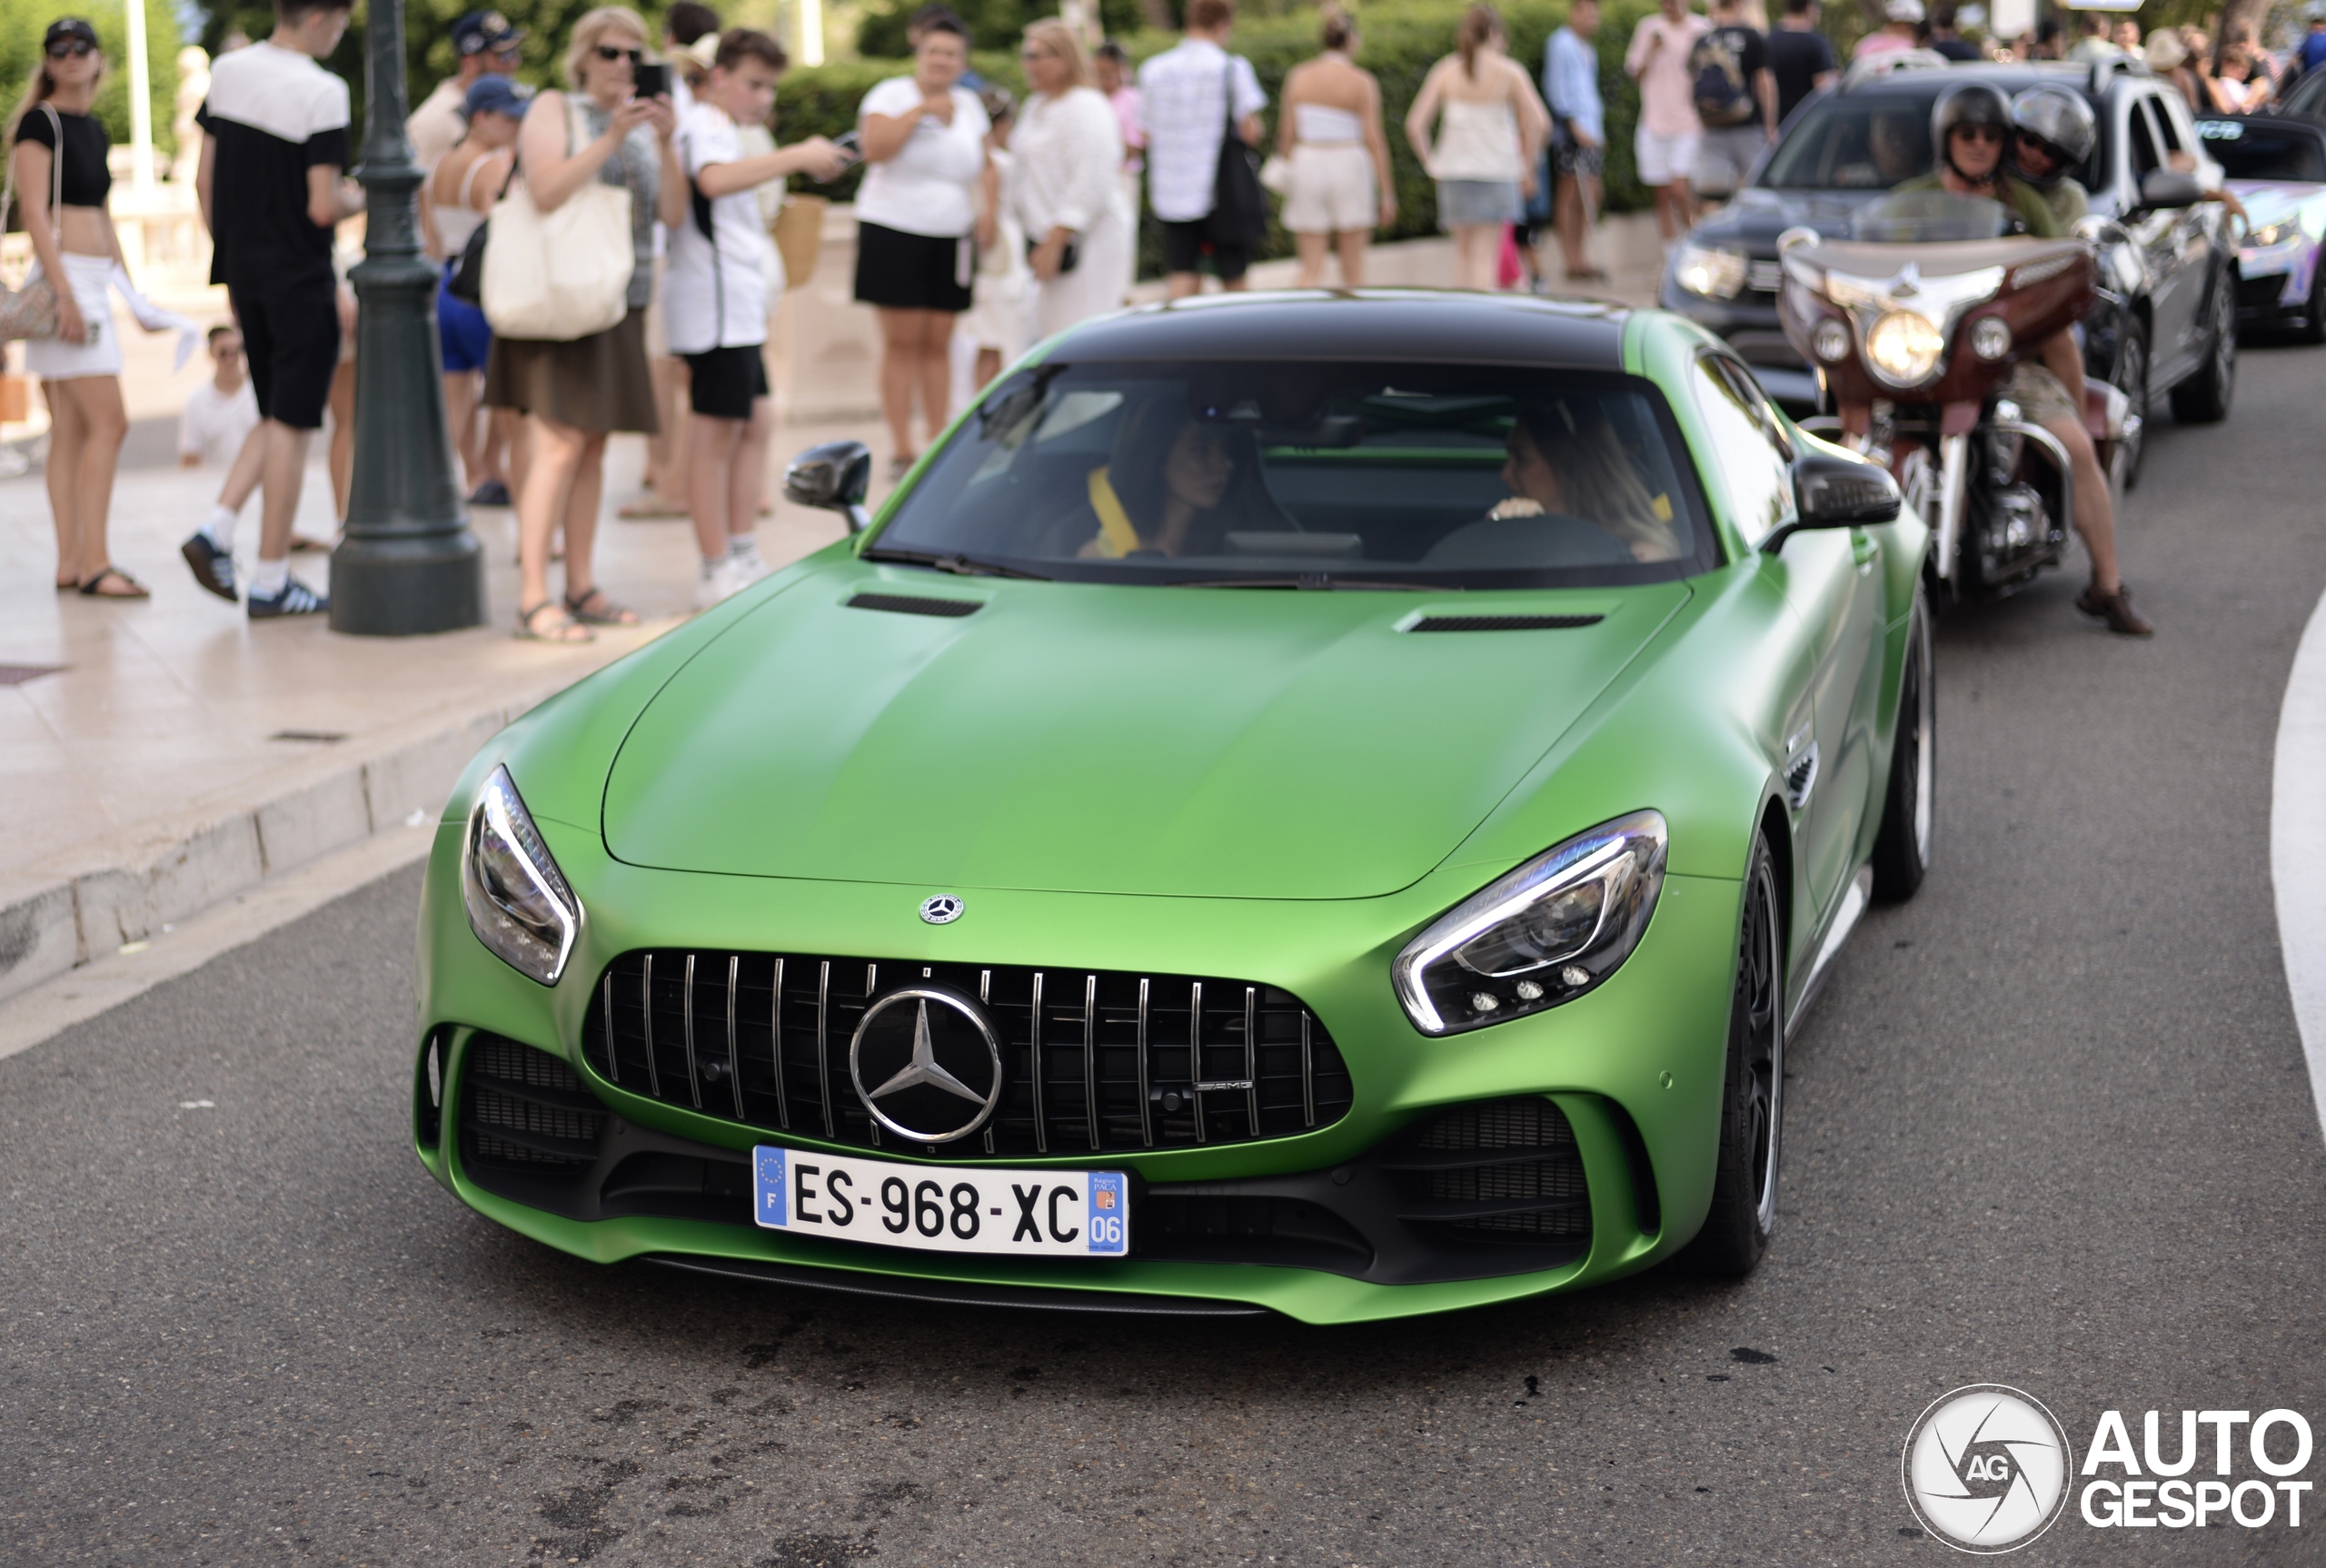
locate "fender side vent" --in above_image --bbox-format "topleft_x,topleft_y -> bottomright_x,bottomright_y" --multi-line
1406,614 -> 1604,633
847,592 -> 983,618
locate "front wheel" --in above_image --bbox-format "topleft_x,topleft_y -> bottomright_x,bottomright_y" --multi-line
2110,317 -> 2149,490
1870,596 -> 1933,902
2169,275 -> 2237,424
1686,836 -> 1784,1277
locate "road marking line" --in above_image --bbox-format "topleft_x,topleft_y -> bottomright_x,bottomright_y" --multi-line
2271,583 -> 2326,1142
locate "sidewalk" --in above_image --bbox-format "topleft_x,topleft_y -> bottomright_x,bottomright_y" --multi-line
0,211 -> 1669,1007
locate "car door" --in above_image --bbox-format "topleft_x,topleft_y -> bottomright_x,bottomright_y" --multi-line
1691,353 -> 1880,924
2122,94 -> 2201,375
2149,88 -> 2229,361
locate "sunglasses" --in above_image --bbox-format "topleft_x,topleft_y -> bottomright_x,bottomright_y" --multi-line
46,38 -> 97,59
1019,45 -> 1054,59
593,45 -> 642,63
1952,124 -> 2005,144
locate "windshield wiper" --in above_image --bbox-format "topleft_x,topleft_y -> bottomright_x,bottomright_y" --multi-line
860,547 -> 1052,581
1167,575 -> 1446,591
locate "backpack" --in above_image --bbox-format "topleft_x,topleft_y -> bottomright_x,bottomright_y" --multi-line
1691,30 -> 1756,128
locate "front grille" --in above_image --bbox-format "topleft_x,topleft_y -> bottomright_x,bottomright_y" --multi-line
581,951 -> 1354,1157
462,1033 -> 605,1176
1746,259 -> 1784,293
2237,272 -> 2290,315
1383,1097 -> 1590,1244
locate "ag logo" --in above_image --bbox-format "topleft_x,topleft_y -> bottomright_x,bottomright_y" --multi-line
1903,1384 -> 2074,1553
919,894 -> 964,925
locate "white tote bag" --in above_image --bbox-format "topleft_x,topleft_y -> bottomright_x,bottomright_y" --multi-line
482,96 -> 634,342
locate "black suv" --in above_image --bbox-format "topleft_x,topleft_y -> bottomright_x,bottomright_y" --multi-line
1661,58 -> 2239,458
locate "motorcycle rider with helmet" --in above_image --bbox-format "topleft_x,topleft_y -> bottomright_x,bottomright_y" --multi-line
1899,83 -> 2152,634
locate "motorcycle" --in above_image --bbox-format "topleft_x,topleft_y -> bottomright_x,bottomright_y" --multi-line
1776,190 -> 2138,599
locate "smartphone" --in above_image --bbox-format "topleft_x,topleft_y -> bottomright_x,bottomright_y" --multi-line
832,130 -> 863,166
633,61 -> 670,99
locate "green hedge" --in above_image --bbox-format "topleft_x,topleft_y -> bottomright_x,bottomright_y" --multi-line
775,0 -> 1670,275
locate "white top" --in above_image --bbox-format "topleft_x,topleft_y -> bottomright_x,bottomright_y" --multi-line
1431,97 -> 1523,182
178,377 -> 260,465
1294,103 -> 1365,144
432,155 -> 497,257
854,77 -> 989,237
1138,40 -> 1267,223
1012,88 -> 1125,239
664,99 -> 780,352
407,77 -> 466,171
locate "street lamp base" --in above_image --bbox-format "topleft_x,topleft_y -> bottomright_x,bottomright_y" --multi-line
327,530 -> 487,636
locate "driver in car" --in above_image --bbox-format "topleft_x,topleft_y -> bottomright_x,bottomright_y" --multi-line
1488,401 -> 1685,562
1900,83 -> 2151,635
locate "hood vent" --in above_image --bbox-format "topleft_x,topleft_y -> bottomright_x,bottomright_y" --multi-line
1406,613 -> 1605,633
847,591 -> 983,619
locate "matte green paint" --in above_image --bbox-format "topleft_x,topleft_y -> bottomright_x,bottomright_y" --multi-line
414,308 -> 1929,1323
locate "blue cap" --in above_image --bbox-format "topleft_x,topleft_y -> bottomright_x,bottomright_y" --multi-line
463,74 -> 528,119
452,10 -> 522,56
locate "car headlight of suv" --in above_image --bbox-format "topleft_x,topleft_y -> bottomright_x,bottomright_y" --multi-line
2244,223 -> 2287,249
1675,244 -> 1748,300
462,765 -> 582,985
1393,810 -> 1668,1037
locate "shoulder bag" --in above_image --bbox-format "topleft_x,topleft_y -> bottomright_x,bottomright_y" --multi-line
0,105 -> 66,342
481,95 -> 635,341
1205,60 -> 1270,246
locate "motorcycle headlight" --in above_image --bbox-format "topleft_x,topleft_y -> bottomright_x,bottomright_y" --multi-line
1810,318 -> 1852,362
1968,316 -> 2013,361
1864,310 -> 1945,386
462,765 -> 582,986
1675,245 -> 1748,300
1392,811 -> 1668,1037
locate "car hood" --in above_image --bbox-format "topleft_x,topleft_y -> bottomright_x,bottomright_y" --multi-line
601,572 -> 1690,899
1685,188 -> 1890,257
2226,179 -> 2322,231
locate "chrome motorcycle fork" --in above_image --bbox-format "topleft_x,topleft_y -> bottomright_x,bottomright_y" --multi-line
1929,432 -> 1970,583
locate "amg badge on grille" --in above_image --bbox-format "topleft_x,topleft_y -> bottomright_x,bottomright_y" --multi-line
919,894 -> 964,925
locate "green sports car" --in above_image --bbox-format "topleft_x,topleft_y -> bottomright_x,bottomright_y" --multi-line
414,291 -> 1932,1325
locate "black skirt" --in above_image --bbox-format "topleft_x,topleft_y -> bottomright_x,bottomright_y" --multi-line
853,220 -> 974,313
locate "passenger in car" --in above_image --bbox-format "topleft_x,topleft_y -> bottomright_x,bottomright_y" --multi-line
1489,402 -> 1683,561
1081,401 -> 1247,557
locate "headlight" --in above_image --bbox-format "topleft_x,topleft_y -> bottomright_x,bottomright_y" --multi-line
1864,310 -> 1945,386
2245,223 -> 2286,248
1968,315 -> 2013,361
462,765 -> 582,985
1810,318 -> 1852,362
1675,245 -> 1748,300
1392,811 -> 1667,1037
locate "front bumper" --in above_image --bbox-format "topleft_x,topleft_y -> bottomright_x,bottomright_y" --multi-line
413,818 -> 1744,1325
2236,240 -> 2316,323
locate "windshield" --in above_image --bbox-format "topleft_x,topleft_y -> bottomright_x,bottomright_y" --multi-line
1763,89 -> 2106,193
2197,121 -> 2326,183
869,362 -> 1721,589
1850,188 -> 2012,242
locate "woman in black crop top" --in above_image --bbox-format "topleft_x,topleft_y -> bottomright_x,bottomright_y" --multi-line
9,15 -> 147,597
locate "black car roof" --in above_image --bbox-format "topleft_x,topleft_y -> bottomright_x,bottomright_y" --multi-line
1837,59 -> 2125,104
1053,290 -> 1631,370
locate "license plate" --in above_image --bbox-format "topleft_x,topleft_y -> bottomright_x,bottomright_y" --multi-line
751,1146 -> 1128,1258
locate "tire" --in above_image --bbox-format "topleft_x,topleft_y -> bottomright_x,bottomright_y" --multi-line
1686,836 -> 1784,1277
1870,596 -> 1933,903
2110,317 -> 2148,491
2169,273 -> 2237,424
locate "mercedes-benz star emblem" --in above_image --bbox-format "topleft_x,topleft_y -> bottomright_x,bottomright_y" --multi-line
919,894 -> 964,925
849,987 -> 1004,1144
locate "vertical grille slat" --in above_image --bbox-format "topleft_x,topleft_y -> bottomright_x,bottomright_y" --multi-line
582,948 -> 1354,1157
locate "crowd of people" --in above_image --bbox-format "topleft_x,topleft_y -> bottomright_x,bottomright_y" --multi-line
15,0 -> 2326,637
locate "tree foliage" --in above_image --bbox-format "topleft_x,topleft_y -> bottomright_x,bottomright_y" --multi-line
2,0 -> 180,156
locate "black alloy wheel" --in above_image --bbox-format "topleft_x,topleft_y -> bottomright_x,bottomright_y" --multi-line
2170,274 -> 2238,423
1687,837 -> 1784,1276
2110,318 -> 2148,490
1870,596 -> 1933,902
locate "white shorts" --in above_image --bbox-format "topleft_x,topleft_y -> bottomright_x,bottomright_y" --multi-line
1634,127 -> 1702,189
1282,143 -> 1376,234
23,253 -> 123,381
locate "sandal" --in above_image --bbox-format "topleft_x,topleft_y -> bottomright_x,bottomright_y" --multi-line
79,566 -> 151,600
516,600 -> 593,642
564,587 -> 640,627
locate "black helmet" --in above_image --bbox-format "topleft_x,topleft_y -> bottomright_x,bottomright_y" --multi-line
1931,82 -> 2013,179
2010,85 -> 2096,187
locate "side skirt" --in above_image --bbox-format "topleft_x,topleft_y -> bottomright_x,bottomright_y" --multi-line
1785,864 -> 1872,1043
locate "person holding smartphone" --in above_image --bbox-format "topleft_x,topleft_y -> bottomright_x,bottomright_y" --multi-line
1011,21 -> 1127,336
663,27 -> 849,607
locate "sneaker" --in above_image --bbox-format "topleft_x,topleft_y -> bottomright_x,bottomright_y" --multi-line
181,531 -> 238,602
694,555 -> 757,610
247,577 -> 329,619
467,479 -> 512,507
727,548 -> 769,590
2074,581 -> 2153,637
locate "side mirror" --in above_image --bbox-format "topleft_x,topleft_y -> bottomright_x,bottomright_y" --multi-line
783,440 -> 873,534
2135,170 -> 2202,213
1764,451 -> 1902,551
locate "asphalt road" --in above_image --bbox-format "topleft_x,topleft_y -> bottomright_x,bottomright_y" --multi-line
7,344 -> 2326,1568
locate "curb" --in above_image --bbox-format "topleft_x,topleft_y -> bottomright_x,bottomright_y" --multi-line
0,682 -> 565,1007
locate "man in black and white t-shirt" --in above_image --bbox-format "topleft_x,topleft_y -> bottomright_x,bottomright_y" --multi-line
184,0 -> 363,618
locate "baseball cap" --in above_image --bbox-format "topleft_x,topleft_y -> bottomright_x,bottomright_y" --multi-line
462,73 -> 529,119
45,17 -> 101,51
452,9 -> 523,57
1886,0 -> 1925,21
